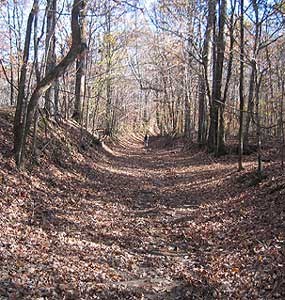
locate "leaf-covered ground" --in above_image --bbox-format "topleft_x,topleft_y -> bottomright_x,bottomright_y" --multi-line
0,110 -> 284,299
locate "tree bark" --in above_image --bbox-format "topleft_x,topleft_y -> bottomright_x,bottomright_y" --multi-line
44,0 -> 57,115
198,0 -> 216,146
244,0 -> 259,151
14,0 -> 38,166
14,0 -> 87,168
208,0 -> 227,155
105,0 -> 113,135
72,0 -> 87,123
7,4 -> 15,106
281,79 -> 284,170
219,0 -> 236,153
238,0 -> 245,171
256,75 -> 263,177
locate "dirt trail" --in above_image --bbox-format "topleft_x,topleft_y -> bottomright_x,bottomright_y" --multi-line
0,129 -> 284,299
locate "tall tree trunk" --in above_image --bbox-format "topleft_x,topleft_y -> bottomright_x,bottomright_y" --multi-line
14,0 -> 38,166
244,62 -> 256,150
73,54 -> 86,122
244,0 -> 259,151
13,3 -> 23,90
14,0 -> 87,168
198,70 -> 208,145
208,0 -> 227,155
44,0 -> 57,115
184,89 -> 191,138
184,1 -> 193,139
32,3 -> 41,156
105,0 -> 113,135
238,0 -> 245,170
73,0 -> 87,124
198,0 -> 216,146
7,4 -> 15,106
280,78 -> 284,170
219,0 -> 236,153
256,75 -> 263,176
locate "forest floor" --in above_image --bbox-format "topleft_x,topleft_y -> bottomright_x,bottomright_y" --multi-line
0,109 -> 285,299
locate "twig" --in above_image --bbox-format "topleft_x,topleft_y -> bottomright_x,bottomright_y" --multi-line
0,58 -> 19,91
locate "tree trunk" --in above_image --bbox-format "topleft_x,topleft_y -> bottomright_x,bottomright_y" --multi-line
105,0 -> 113,135
14,0 -> 38,167
14,0 -> 87,168
256,76 -> 263,177
184,90 -> 191,138
72,0 -> 87,124
73,55 -> 86,122
198,0 -> 216,146
244,62 -> 256,150
44,0 -> 57,115
238,0 -> 245,171
208,0 -> 227,155
219,0 -> 236,153
244,0 -> 259,151
7,5 -> 15,106
281,78 -> 284,170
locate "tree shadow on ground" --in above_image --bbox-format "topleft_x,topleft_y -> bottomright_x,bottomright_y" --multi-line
1,116 -> 284,299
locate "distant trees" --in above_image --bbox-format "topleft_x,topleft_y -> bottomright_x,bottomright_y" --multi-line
147,0 -> 285,169
0,0 -> 24,106
0,0 -> 138,167
0,0 -> 284,170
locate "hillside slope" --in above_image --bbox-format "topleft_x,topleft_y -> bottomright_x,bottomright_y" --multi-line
0,109 -> 284,299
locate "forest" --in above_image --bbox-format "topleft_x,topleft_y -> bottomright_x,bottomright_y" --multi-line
0,0 -> 284,299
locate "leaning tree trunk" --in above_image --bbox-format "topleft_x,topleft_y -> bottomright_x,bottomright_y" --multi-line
14,0 -> 87,168
32,2 -> 41,156
14,0 -> 38,166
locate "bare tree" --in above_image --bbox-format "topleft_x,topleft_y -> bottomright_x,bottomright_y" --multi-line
14,0 -> 87,168
44,0 -> 57,115
208,0 -> 227,155
238,0 -> 245,171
